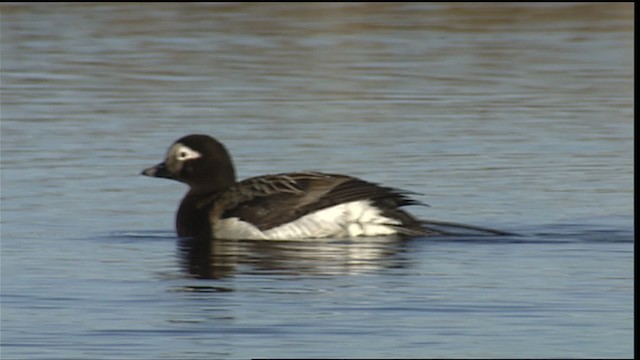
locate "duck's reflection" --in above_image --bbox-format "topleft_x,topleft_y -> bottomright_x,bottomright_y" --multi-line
177,235 -> 414,279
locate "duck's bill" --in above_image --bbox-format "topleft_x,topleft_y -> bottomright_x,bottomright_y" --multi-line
141,162 -> 174,179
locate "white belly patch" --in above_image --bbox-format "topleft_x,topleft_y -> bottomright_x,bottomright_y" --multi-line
212,200 -> 401,240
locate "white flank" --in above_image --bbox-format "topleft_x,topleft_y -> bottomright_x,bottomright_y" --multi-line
212,200 -> 401,240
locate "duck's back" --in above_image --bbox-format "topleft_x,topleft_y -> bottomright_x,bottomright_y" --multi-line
202,172 -> 427,240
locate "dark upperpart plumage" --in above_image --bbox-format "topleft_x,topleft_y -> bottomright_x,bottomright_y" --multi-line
142,134 -> 510,239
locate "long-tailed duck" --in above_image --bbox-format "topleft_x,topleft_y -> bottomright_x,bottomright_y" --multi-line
142,134 -> 508,239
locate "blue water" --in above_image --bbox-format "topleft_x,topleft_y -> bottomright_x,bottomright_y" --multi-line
1,3 -> 633,359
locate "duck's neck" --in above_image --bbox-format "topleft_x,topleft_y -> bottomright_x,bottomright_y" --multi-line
176,161 -> 236,237
176,189 -> 221,238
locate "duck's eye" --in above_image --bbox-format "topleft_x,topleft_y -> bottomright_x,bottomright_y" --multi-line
173,145 -> 202,161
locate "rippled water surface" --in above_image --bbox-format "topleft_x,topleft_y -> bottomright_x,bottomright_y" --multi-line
1,3 -> 633,359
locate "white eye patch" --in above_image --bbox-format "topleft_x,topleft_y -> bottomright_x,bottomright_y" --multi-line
171,144 -> 202,162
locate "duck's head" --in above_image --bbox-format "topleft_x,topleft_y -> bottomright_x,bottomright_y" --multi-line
142,134 -> 236,191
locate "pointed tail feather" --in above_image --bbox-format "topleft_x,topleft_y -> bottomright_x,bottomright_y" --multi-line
419,219 -> 514,236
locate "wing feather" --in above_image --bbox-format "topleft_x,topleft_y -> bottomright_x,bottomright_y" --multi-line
213,172 -> 421,231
